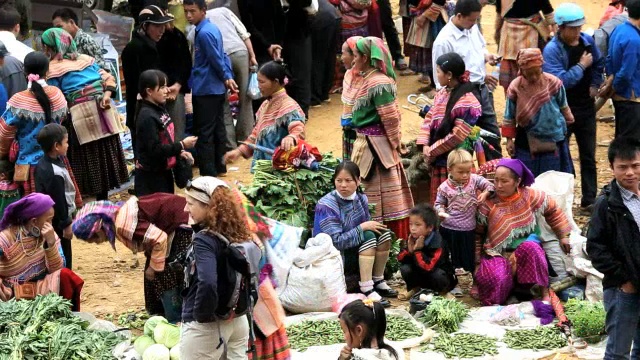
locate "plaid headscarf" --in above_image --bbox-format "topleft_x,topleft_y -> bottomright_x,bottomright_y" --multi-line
72,201 -> 121,249
41,28 -> 79,61
355,36 -> 396,80
516,48 -> 544,70
345,36 -> 363,53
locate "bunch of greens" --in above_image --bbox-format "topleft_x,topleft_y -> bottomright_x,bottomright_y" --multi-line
564,299 -> 606,341
242,155 -> 340,229
0,294 -> 124,360
419,297 -> 469,333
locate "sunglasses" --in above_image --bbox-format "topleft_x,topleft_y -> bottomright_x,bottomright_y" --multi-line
186,180 -> 208,196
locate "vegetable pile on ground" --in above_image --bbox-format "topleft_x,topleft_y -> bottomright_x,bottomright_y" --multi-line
421,333 -> 498,358
564,299 -> 606,342
242,155 -> 340,228
504,326 -> 567,350
134,316 -> 181,360
287,319 -> 344,351
419,297 -> 469,333
385,315 -> 423,341
0,293 -> 125,359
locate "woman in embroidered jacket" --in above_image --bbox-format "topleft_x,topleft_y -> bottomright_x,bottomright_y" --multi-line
347,36 -> 413,241
0,52 -> 82,206
503,48 -> 574,177
314,161 -> 397,305
341,35 -> 363,160
224,60 -> 305,169
0,193 -> 83,310
41,28 -> 129,201
417,52 -> 482,204
474,158 -> 572,305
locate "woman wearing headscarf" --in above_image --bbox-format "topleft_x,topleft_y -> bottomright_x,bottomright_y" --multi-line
474,158 -> 572,305
346,36 -> 413,241
503,48 -> 575,177
71,193 -> 190,322
0,193 -> 83,309
417,52 -> 482,203
340,35 -> 363,160
41,28 -> 129,201
0,52 -> 82,207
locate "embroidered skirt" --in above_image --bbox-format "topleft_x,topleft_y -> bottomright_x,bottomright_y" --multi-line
362,162 -> 414,222
429,165 -> 448,205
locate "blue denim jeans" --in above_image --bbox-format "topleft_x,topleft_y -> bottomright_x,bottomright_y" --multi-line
604,287 -> 640,359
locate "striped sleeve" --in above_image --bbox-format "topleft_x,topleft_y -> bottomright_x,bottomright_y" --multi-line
286,115 -> 306,141
417,111 -> 432,146
415,248 -> 442,272
428,118 -> 473,158
373,88 -> 401,150
502,94 -> 517,139
0,116 -> 17,159
542,194 -> 573,240
238,125 -> 258,158
44,240 -> 64,273
145,224 -> 168,272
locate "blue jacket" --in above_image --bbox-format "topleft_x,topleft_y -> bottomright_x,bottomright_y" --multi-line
543,33 -> 604,90
607,21 -> 640,99
191,18 -> 234,96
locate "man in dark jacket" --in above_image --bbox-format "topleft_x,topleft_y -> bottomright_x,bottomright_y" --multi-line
543,3 -> 604,212
310,0 -> 340,107
121,5 -> 173,153
587,137 -> 640,359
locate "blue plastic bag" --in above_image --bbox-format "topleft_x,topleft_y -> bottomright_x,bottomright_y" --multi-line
248,70 -> 261,100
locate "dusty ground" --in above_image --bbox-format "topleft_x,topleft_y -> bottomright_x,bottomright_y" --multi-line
77,0 -> 612,338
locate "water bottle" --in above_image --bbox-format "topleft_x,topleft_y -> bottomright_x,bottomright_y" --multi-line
489,63 -> 501,92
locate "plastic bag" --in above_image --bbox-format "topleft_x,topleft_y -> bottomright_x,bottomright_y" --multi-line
263,218 -> 304,292
331,293 -> 366,313
279,234 -> 347,313
248,71 -> 261,100
490,304 -> 523,326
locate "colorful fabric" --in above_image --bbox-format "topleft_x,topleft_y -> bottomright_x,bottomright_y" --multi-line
0,87 -> 68,165
477,187 -> 572,255
313,190 -> 371,251
342,127 -> 356,160
514,240 -> 549,287
475,255 -> 513,305
340,0 -> 371,30
363,162 -> 414,222
516,48 -> 544,70
385,217 -> 409,242
497,158 -> 535,187
435,174 -> 495,231
503,73 -> 570,143
232,187 -> 271,240
430,165 -> 447,205
498,59 -> 519,90
41,28 -> 79,61
0,180 -> 19,220
72,200 -> 120,245
355,37 -> 396,80
339,27 -> 368,53
498,14 -> 545,61
237,89 -> 305,167
418,88 -> 482,167
74,29 -> 108,71
250,326 -> 291,360
346,36 -> 363,52
0,193 -> 54,231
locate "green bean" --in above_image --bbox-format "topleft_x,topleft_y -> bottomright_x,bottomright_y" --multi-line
286,320 -> 344,351
420,333 -> 499,358
504,327 -> 567,350
385,315 -> 423,341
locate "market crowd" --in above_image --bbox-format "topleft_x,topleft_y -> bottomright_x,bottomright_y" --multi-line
0,0 -> 637,359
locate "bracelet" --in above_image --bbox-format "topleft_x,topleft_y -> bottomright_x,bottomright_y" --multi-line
180,141 -> 185,150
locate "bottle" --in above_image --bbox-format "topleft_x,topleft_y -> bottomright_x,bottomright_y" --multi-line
489,63 -> 501,92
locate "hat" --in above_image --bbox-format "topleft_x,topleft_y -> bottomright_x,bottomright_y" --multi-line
138,5 -> 173,25
0,41 -> 8,57
555,3 -> 586,27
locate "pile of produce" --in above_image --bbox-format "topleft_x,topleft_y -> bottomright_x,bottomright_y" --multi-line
564,299 -> 606,341
419,297 -> 469,333
422,333 -> 498,358
385,315 -> 423,341
0,294 -> 125,359
504,326 -> 567,350
134,316 -> 181,360
242,155 -> 340,229
400,140 -> 430,187
287,319 -> 344,351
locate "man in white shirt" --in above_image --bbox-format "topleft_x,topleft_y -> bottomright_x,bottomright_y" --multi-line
432,0 -> 502,158
0,6 -> 32,63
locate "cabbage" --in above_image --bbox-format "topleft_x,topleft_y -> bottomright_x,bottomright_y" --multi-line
134,335 -> 156,355
143,344 -> 170,360
144,316 -> 168,337
154,322 -> 181,349
169,345 -> 180,360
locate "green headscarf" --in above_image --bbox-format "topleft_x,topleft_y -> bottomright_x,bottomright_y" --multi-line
41,28 -> 78,61
355,36 -> 396,80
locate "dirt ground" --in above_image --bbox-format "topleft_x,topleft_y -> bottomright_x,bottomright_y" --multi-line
77,0 -> 612,337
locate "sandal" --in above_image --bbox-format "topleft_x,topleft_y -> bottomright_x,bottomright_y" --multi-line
374,280 -> 398,298
362,289 -> 392,307
395,58 -> 408,71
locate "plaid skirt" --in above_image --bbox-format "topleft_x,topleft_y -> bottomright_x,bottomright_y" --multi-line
429,165 -> 448,205
65,120 -> 129,196
407,17 -> 445,75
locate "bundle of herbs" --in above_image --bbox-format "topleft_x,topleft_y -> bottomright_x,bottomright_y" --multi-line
419,297 -> 469,333
0,294 -> 124,360
241,155 -> 340,229
564,299 -> 606,341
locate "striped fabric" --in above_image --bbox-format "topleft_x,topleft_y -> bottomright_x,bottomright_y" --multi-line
498,15 -> 543,61
250,325 -> 291,360
46,54 -> 95,79
237,89 -> 305,160
6,87 -> 68,123
498,59 -> 519,90
363,162 -> 413,222
504,72 -> 563,133
313,191 -> 370,250
143,224 -> 168,272
0,228 -> 64,287
476,187 -> 573,255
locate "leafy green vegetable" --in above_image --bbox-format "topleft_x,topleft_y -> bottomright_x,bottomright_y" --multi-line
241,155 -> 340,229
144,316 -> 168,337
117,309 -> 149,330
169,345 -> 180,360
419,297 -> 469,333
0,293 -> 124,360
143,344 -> 170,360
135,335 -> 156,355
154,322 -> 180,349
564,299 -> 606,341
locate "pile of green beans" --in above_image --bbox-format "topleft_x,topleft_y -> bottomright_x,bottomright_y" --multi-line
422,333 -> 499,359
504,327 -> 567,350
286,320 -> 344,351
385,315 -> 423,341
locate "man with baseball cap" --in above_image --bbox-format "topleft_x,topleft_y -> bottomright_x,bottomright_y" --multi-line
122,5 -> 174,155
543,2 -> 604,214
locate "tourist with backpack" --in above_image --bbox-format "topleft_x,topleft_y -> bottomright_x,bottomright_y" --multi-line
180,176 -> 261,360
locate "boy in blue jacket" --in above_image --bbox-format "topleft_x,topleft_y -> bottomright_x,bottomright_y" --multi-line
543,3 -> 604,212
